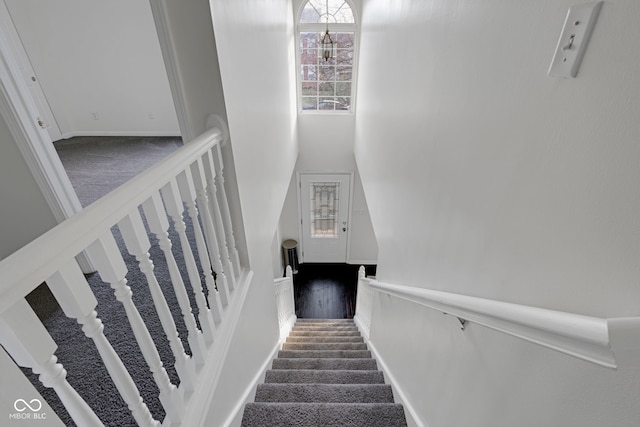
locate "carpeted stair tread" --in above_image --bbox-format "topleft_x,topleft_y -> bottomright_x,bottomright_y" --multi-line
286,336 -> 364,343
292,326 -> 359,332
278,349 -> 372,359
241,319 -> 407,426
293,320 -> 355,324
282,342 -> 368,351
241,402 -> 407,427
265,369 -> 385,384
289,330 -> 362,337
254,384 -> 395,403
272,358 -> 377,370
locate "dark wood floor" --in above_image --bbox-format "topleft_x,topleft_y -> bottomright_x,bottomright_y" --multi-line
293,263 -> 376,319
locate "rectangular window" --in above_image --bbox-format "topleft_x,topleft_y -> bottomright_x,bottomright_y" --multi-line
299,31 -> 354,112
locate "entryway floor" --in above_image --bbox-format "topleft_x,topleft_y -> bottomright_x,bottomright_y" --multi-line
294,263 -> 376,319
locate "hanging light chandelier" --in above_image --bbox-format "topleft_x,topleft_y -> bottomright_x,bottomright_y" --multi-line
320,0 -> 335,61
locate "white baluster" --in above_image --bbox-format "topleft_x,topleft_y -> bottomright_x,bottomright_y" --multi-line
177,167 -> 229,307
0,299 -> 103,427
161,178 -> 221,336
87,233 -> 185,423
211,144 -> 242,279
190,158 -> 231,299
142,192 -> 207,367
46,260 -> 159,427
202,149 -> 236,291
118,210 -> 197,393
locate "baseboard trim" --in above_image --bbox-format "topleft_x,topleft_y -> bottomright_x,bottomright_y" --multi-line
61,130 -> 181,139
347,259 -> 377,265
353,314 -> 369,341
366,339 -> 426,427
222,340 -> 281,427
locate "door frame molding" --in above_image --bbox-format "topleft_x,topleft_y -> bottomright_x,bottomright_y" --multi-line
0,1 -> 93,271
296,171 -> 354,264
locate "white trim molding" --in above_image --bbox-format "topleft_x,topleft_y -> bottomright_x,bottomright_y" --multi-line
61,131 -> 181,139
148,0 -> 193,142
0,6 -> 93,272
366,339 -> 424,427
366,279 -> 625,369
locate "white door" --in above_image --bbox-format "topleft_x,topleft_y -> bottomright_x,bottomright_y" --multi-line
0,3 -> 62,141
299,173 -> 351,263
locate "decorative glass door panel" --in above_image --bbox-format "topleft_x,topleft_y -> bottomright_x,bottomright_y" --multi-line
300,174 -> 351,262
310,182 -> 340,238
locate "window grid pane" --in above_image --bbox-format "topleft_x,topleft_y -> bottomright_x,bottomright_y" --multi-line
300,0 -> 354,24
299,31 -> 354,112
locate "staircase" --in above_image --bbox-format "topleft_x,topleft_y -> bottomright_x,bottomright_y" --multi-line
241,318 -> 407,426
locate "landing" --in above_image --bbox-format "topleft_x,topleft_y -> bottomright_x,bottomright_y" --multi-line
293,263 -> 375,319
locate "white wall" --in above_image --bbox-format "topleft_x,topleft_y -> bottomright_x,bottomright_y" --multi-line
5,0 -> 179,137
201,0 -> 299,423
0,111 -> 57,260
279,114 -> 379,264
355,0 -> 640,426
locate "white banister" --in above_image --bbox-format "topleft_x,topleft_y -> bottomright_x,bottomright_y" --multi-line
356,271 -> 621,368
274,266 -> 296,341
191,158 -> 232,296
0,300 -> 103,426
0,127 -> 223,311
47,260 -> 159,427
87,233 -> 185,423
353,266 -> 373,340
212,144 -> 242,279
161,178 -> 220,336
203,149 -> 237,290
0,126 -> 248,425
142,192 -> 207,368
118,210 -> 197,392
178,166 -> 230,308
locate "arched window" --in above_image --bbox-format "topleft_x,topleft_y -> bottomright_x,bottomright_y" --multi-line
296,0 -> 357,112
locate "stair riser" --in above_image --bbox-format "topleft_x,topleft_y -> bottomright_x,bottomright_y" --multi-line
254,384 -> 395,403
265,369 -> 385,384
272,358 -> 377,370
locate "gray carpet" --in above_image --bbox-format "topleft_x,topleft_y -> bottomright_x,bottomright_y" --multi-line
54,135 -> 182,206
241,319 -> 408,427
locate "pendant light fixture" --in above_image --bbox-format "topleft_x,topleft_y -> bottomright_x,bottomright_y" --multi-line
320,0 -> 335,61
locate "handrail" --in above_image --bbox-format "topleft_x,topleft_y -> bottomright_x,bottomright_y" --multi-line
357,275 -> 621,368
0,127 -> 221,313
0,124 -> 248,426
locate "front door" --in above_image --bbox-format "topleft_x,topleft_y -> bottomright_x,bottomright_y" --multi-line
299,173 -> 351,263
